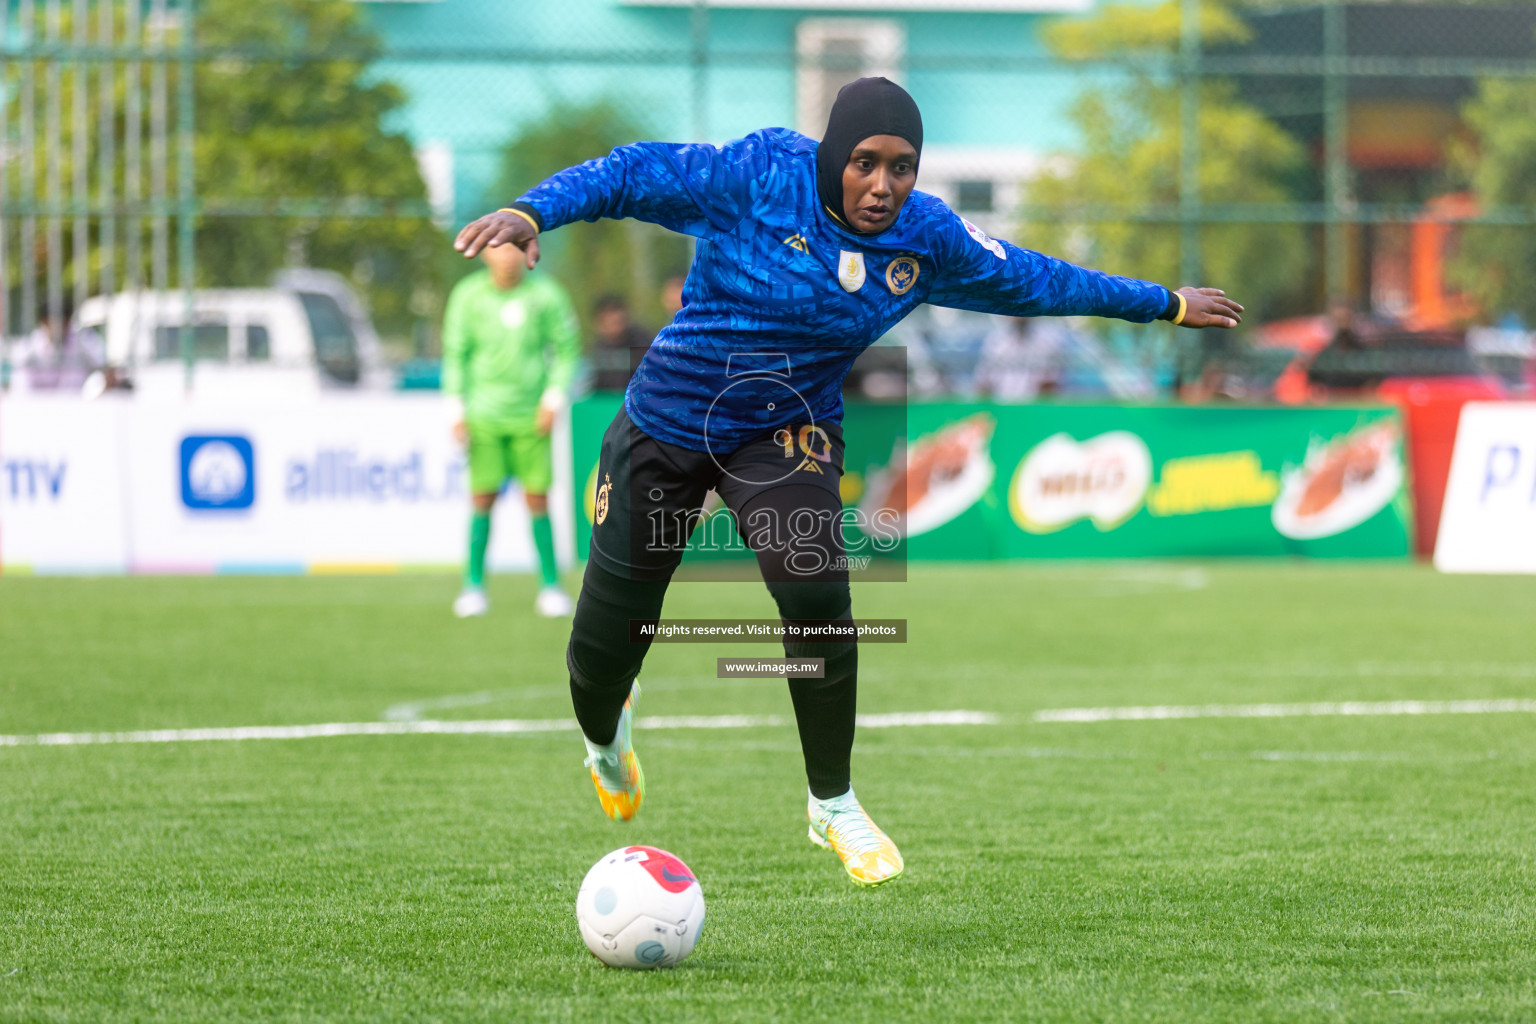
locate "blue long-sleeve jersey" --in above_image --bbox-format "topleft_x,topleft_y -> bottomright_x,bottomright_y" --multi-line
515,128 -> 1171,453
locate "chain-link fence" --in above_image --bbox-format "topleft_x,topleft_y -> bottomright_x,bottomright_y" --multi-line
3,0 -> 1535,398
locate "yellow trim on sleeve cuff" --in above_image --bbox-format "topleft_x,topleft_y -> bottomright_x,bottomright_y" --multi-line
498,207 -> 541,232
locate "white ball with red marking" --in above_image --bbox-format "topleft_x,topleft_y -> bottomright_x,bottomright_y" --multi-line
575,845 -> 705,969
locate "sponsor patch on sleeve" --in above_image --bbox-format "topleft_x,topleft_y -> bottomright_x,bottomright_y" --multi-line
961,217 -> 1006,261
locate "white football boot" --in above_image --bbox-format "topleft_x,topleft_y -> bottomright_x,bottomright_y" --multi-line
453,587 -> 489,618
808,787 -> 904,887
584,681 -> 643,821
535,585 -> 574,617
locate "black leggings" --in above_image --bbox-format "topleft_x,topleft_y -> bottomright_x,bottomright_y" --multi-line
568,481 -> 857,800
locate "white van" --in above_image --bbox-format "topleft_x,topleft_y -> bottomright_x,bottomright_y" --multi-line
76,276 -> 384,399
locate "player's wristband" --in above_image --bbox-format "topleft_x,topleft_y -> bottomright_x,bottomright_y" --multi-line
498,204 -> 543,233
1164,290 -> 1187,326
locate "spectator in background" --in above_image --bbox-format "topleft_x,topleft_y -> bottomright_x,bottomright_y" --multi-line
1308,301 -> 1379,392
589,293 -> 651,392
660,274 -> 686,323
10,299 -> 105,393
974,316 -> 1066,400
1327,299 -> 1365,352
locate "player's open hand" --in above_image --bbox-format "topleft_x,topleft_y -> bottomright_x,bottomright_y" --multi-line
1175,287 -> 1243,329
454,210 -> 540,266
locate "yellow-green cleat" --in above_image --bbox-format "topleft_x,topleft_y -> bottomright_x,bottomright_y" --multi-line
808,787 -> 904,887
583,681 -> 644,822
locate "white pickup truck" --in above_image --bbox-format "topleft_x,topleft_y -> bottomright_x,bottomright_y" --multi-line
75,270 -> 389,398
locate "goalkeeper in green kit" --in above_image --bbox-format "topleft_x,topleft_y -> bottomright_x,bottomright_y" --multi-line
443,240 -> 581,618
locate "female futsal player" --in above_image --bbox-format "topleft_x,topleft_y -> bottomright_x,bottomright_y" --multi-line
455,78 -> 1241,887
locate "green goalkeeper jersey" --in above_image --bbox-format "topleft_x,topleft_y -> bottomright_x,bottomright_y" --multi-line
441,269 -> 581,430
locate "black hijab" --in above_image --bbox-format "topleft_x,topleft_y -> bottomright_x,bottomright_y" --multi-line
815,77 -> 924,234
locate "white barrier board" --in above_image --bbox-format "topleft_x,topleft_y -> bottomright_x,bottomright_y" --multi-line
1434,402 -> 1536,574
0,397 -> 131,572
0,396 -> 574,574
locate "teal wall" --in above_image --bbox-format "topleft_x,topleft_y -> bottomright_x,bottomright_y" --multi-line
360,0 -> 1094,224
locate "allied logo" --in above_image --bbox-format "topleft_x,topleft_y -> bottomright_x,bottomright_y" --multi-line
782,233 -> 810,253
885,255 -> 919,296
961,217 -> 1007,261
595,472 -> 612,525
180,435 -> 256,511
837,250 -> 866,292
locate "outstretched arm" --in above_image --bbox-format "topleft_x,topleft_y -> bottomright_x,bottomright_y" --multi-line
455,132 -> 778,260
927,214 -> 1243,329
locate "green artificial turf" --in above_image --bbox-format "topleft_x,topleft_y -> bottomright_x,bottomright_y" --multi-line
2,563 -> 1535,1022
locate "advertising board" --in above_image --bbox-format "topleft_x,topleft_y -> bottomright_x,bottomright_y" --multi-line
0,396 -> 576,573
570,398 -> 1412,563
0,398 -> 131,572
1434,402 -> 1536,574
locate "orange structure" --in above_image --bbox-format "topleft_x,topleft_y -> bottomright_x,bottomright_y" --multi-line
1409,192 -> 1481,329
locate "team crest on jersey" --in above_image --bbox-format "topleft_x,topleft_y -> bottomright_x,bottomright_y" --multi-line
885,255 -> 919,296
961,218 -> 1007,261
595,473 -> 612,525
838,250 -> 866,292
782,233 -> 810,253
500,299 -> 528,328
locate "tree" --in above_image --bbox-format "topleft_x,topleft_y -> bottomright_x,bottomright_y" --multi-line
193,0 -> 440,341
0,0 -> 438,343
490,101 -> 692,338
1448,78 -> 1536,324
1021,1 -> 1312,323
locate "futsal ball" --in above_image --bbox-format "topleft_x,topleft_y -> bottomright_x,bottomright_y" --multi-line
576,845 -> 705,969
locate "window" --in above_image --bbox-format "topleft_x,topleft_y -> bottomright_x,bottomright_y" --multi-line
153,323 -> 230,361
297,292 -> 360,384
956,180 -> 995,214
795,19 -> 904,136
246,323 -> 271,362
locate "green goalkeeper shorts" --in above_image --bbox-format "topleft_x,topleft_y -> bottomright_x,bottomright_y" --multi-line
466,423 -> 553,496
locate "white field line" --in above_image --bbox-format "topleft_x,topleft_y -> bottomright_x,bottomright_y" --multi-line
0,710 -> 998,748
1034,699 -> 1536,724
385,663 -> 1536,719
382,676 -> 761,722
382,687 -> 569,721
944,661 -> 1536,685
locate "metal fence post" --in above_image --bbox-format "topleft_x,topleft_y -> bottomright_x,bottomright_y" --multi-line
1324,0 -> 1349,305
691,0 -> 709,143
178,0 -> 195,390
98,0 -> 116,299
1178,0 -> 1202,288
0,0 -> 8,349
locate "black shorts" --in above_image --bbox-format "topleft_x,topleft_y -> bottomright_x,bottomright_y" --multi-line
589,409 -> 847,582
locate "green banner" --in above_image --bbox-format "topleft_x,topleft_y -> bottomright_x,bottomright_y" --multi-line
570,398 -> 1411,562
